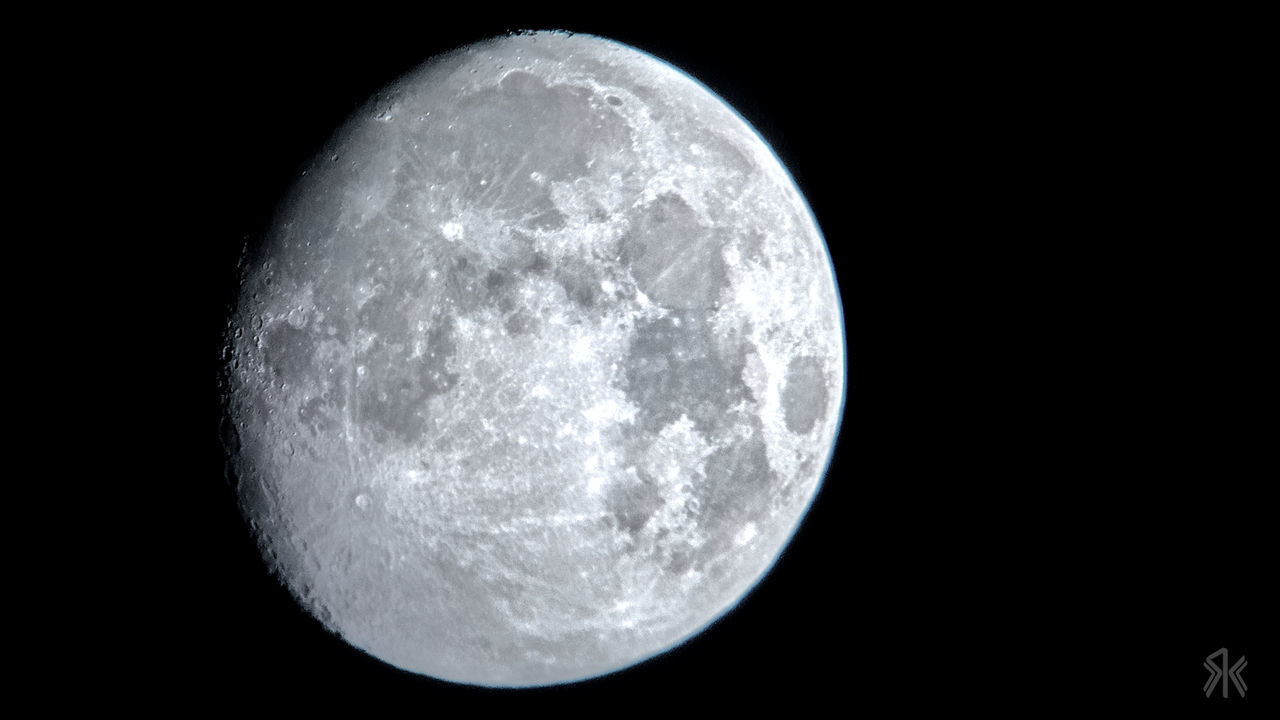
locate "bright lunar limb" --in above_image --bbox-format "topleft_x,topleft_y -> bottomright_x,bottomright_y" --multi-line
222,31 -> 845,687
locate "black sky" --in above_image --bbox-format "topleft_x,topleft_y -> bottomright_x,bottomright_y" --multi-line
80,9 -> 1269,712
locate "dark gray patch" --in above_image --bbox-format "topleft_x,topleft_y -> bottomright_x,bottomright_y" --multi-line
356,315 -> 458,444
701,420 -> 774,515
297,380 -> 345,439
605,95 -> 622,106
493,230 -> 540,272
798,456 -> 816,479
620,193 -> 728,310
297,395 -> 327,428
306,282 -> 352,340
261,323 -> 315,384
525,251 -> 550,275
782,356 -> 829,434
484,269 -> 514,296
664,549 -> 691,575
444,254 -> 487,314
419,322 -> 459,395
622,312 -> 750,435
356,291 -> 409,342
438,71 -> 634,229
691,418 -> 777,568
503,310 -> 537,336
700,131 -> 756,181
627,83 -> 667,122
737,229 -> 766,263
557,270 -> 599,309
605,472 -> 664,535
481,269 -> 539,335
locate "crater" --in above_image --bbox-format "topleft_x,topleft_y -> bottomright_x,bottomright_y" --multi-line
620,193 -> 728,310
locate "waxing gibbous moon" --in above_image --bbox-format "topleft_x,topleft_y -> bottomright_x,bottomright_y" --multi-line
222,31 -> 844,687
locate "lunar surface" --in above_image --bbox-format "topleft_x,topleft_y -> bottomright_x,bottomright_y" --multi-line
221,31 -> 844,686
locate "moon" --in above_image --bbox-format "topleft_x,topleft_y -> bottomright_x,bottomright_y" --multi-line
222,30 -> 844,687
